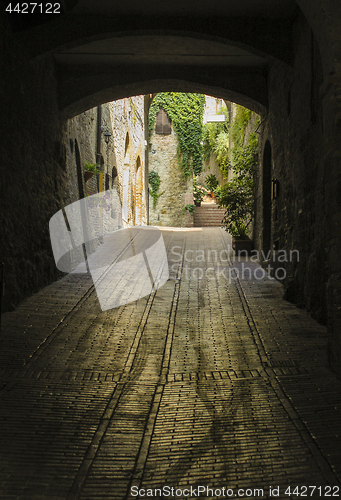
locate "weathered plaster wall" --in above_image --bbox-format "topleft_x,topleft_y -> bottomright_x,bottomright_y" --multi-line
65,96 -> 146,228
109,96 -> 146,226
65,105 -> 117,200
148,126 -> 192,227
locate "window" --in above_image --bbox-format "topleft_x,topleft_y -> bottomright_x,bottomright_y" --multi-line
155,108 -> 171,135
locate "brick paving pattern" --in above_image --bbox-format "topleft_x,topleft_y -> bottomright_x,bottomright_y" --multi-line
0,227 -> 340,499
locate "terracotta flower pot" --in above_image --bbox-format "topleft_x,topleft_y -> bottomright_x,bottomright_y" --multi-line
84,171 -> 94,182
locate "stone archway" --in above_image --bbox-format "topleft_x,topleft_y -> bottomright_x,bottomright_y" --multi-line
2,0 -> 341,373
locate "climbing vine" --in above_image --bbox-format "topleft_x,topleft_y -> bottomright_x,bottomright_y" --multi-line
148,171 -> 164,208
214,105 -> 260,238
202,109 -> 229,177
149,93 -> 205,178
230,105 -> 258,164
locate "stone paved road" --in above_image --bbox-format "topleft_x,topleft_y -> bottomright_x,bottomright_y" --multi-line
0,228 -> 341,500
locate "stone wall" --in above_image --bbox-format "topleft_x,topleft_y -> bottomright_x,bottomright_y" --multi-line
109,96 -> 147,226
253,12 -> 327,325
0,11 -> 69,312
148,95 -> 226,226
61,97 -> 147,268
0,7 -> 147,315
148,122 -> 192,227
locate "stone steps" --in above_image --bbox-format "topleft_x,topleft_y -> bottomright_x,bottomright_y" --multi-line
193,204 -> 226,227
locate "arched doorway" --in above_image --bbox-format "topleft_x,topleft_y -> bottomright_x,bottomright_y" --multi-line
111,166 -> 118,187
75,139 -> 84,199
262,140 -> 272,255
122,132 -> 131,224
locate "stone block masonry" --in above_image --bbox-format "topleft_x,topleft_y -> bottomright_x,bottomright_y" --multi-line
0,12 -> 69,312
149,123 -> 192,227
254,13 -> 333,337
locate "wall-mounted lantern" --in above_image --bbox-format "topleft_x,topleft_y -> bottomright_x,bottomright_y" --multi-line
272,178 -> 279,199
104,130 -> 111,144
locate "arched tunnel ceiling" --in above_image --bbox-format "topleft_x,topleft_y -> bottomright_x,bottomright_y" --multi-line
12,0 -> 299,116
69,0 -> 297,18
54,36 -> 268,68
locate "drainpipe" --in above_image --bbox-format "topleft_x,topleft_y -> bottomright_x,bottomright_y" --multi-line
96,105 -> 103,192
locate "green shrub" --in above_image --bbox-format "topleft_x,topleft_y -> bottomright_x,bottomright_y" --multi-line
205,174 -> 219,191
215,138 -> 258,238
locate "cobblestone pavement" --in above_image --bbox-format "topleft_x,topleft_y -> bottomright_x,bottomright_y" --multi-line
1,228 -> 341,500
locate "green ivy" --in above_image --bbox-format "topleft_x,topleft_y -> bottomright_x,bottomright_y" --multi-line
215,129 -> 259,238
230,105 -> 259,165
149,93 -> 205,178
230,106 -> 252,145
148,171 -> 164,208
205,104 -> 260,238
202,109 -> 229,177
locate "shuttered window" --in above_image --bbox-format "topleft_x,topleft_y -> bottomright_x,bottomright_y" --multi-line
155,108 -> 171,134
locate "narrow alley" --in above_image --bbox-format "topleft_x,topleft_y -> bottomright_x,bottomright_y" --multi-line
1,227 -> 340,499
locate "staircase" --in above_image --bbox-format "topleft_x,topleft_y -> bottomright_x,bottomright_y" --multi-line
193,203 -> 226,227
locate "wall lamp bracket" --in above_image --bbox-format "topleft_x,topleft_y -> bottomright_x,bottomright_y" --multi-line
272,178 -> 279,199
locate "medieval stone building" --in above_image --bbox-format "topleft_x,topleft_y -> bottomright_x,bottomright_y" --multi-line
148,102 -> 194,227
66,96 -> 147,227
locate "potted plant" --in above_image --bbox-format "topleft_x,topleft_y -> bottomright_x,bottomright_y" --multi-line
193,177 -> 206,207
84,161 -> 101,182
215,134 -> 258,255
215,177 -> 254,255
205,174 -> 219,197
